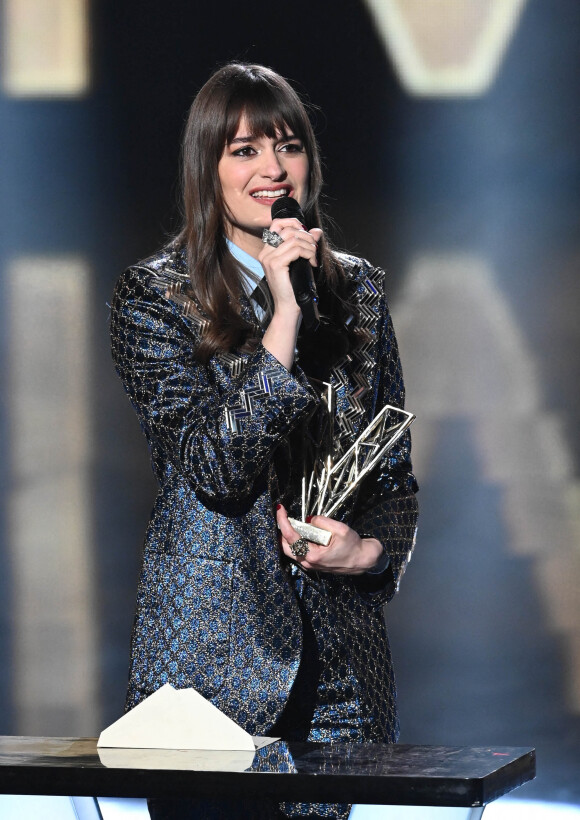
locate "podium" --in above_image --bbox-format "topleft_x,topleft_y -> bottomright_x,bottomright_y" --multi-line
0,736 -> 535,818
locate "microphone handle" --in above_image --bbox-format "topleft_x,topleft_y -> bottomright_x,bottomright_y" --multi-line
298,297 -> 320,332
270,195 -> 320,332
290,257 -> 320,332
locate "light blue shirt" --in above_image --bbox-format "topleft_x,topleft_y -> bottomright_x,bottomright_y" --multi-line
226,239 -> 265,287
226,239 -> 267,321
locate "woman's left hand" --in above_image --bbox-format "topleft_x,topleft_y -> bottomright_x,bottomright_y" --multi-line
276,504 -> 383,575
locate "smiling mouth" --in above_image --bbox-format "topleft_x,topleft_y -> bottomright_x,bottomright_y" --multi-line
251,187 -> 291,199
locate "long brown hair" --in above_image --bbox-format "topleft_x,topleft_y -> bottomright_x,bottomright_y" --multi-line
176,62 -> 349,364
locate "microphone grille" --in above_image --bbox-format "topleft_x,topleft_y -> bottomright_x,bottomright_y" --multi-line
271,196 -> 304,222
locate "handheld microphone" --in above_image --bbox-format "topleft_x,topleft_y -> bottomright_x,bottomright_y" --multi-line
270,196 -> 320,332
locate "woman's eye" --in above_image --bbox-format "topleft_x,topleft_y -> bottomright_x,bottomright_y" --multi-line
232,145 -> 256,157
279,142 -> 303,153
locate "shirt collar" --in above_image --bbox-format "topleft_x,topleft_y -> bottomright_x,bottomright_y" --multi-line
226,238 -> 265,293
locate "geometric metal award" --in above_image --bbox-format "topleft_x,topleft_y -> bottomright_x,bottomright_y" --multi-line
288,383 -> 415,545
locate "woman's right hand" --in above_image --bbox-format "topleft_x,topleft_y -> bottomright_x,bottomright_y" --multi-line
258,216 -> 321,311
258,217 -> 322,369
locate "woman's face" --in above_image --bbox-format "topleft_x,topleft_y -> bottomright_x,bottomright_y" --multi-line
218,116 -> 310,256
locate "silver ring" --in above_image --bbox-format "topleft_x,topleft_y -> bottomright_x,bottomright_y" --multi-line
289,537 -> 310,558
262,229 -> 284,248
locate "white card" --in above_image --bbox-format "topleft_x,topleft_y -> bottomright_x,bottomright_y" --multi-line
97,684 -> 279,752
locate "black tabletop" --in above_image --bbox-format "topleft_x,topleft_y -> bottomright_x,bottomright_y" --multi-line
0,737 -> 535,806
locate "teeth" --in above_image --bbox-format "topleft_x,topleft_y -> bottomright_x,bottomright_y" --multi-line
251,189 -> 288,198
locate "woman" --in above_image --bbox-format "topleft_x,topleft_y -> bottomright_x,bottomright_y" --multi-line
110,63 -> 418,819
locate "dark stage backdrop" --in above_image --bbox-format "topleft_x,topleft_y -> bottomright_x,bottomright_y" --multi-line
0,0 -> 579,806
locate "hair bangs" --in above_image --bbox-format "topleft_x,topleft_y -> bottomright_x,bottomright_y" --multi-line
224,80 -> 308,145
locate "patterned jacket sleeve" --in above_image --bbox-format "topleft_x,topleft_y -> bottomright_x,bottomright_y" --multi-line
110,264 -> 319,506
350,267 -> 419,606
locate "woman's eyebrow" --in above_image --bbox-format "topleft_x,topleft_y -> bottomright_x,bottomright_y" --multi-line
228,132 -> 298,145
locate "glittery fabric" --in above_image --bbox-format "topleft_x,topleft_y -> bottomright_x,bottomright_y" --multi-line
110,247 -> 418,820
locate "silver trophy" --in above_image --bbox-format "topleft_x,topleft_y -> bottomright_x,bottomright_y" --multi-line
288,383 -> 415,546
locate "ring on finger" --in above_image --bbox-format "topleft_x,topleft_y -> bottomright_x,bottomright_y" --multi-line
262,229 -> 284,248
289,537 -> 310,558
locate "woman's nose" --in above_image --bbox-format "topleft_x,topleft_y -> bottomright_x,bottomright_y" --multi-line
260,147 -> 285,179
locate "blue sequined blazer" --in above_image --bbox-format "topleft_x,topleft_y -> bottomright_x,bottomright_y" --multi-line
110,247 -> 418,741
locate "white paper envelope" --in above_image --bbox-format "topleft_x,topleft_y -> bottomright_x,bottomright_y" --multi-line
97,684 -> 278,752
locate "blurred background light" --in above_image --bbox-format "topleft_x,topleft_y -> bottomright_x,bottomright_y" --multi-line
7,256 -> 97,734
351,800 -> 580,819
392,253 -> 580,714
2,0 -> 89,97
363,0 -> 528,96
